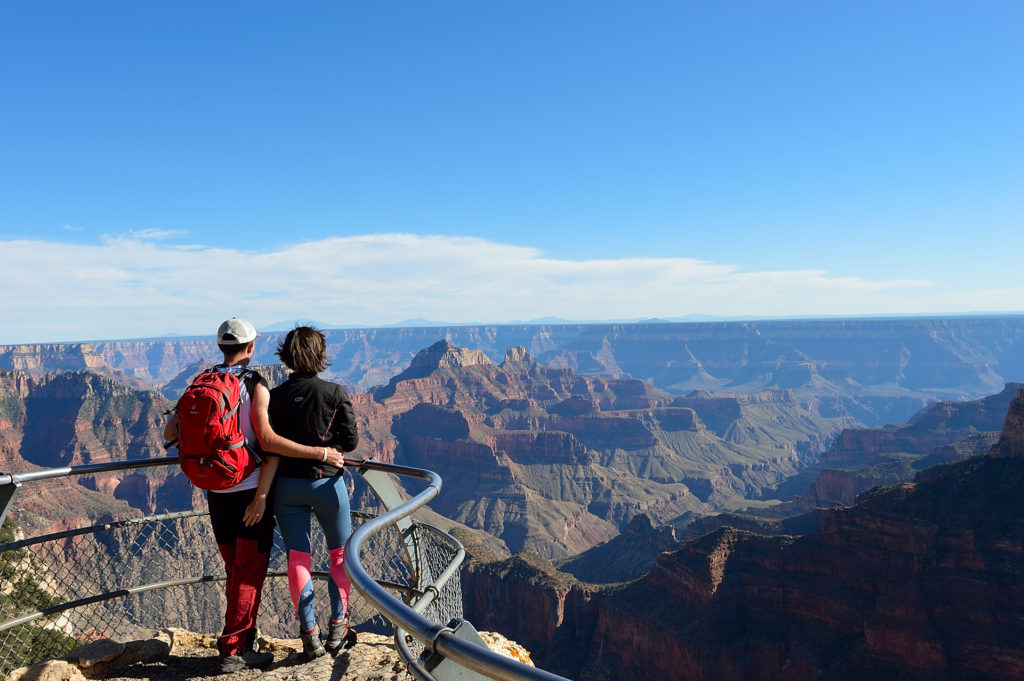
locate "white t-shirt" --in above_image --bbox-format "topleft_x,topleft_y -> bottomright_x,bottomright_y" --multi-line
208,364 -> 261,493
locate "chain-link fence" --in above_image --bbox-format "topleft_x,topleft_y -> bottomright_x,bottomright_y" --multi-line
415,525 -> 464,632
0,466 -> 464,679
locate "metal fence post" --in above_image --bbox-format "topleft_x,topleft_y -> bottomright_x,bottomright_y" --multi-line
0,476 -> 21,528
354,460 -> 424,588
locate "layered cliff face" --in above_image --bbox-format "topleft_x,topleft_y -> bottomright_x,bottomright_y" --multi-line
0,371 -> 31,470
0,343 -> 156,392
464,393 -> 1024,681
988,386 -> 1024,459
20,372 -> 169,469
461,550 -> 603,673
0,344 -> 107,374
368,341 -> 845,559
0,370 -> 188,536
93,339 -> 217,384
820,383 -> 1020,467
795,383 -> 1021,508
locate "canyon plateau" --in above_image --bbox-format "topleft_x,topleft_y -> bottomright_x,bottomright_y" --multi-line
5,315 -> 1024,429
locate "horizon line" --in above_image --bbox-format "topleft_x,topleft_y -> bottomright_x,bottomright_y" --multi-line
4,310 -> 1024,347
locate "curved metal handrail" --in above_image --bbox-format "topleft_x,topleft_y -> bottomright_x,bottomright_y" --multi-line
344,458 -> 572,681
0,458 -> 425,638
1,455 -> 570,681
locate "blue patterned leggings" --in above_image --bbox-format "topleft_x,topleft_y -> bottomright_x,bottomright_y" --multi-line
273,474 -> 352,632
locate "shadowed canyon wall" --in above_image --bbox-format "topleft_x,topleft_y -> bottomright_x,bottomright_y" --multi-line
463,390 -> 1024,680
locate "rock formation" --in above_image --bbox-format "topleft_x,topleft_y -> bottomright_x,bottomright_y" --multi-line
0,339 -> 848,560
989,386 -> 1024,458
555,513 -> 682,584
795,383 -> 1021,508
366,343 -> 845,558
0,370 -> 174,536
463,390 -> 1024,680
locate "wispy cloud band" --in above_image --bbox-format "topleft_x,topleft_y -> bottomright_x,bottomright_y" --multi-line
0,232 -> 1005,345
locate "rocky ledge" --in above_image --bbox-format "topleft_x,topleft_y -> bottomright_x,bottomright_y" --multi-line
10,627 -> 533,681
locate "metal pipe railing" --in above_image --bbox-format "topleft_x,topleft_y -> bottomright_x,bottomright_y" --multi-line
0,456 -> 181,487
0,508 -> 208,553
1,574 -> 225,631
344,459 -> 572,681
2,455 -> 570,681
0,457 -> 182,527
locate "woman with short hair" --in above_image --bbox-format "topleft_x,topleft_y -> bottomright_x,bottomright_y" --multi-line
268,325 -> 359,658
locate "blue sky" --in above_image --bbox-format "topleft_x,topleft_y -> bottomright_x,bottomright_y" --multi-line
1,2 -> 1022,344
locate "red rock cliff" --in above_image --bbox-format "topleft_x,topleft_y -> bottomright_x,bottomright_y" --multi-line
465,393 -> 1024,680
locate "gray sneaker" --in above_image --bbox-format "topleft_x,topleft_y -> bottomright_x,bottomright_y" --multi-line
218,649 -> 274,673
324,617 -> 356,653
300,630 -> 326,661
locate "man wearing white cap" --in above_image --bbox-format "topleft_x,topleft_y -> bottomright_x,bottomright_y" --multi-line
165,317 -> 346,673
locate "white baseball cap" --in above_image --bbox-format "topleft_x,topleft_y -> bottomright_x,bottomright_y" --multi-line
217,317 -> 260,345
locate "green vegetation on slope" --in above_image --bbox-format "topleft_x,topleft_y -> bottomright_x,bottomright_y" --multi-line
0,517 -> 80,675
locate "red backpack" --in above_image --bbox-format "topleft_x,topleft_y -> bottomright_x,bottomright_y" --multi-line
172,366 -> 261,490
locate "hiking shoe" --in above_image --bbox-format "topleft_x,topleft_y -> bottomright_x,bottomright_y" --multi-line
324,617 -> 357,653
300,630 -> 326,660
218,650 -> 273,673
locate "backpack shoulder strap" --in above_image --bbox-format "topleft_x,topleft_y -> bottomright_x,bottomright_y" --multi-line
237,367 -> 261,396
236,367 -> 265,462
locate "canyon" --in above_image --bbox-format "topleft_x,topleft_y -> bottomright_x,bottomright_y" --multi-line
461,391 -> 1024,680
0,337 -> 847,558
3,318 -> 1024,678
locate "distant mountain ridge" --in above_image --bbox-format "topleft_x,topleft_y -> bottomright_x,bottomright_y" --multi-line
5,316 -> 1024,429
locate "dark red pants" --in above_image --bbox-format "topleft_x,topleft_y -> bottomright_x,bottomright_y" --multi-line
207,487 -> 275,656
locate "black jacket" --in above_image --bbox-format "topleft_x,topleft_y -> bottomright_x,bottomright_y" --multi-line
269,373 -> 359,478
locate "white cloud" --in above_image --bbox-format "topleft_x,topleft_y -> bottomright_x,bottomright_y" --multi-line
100,228 -> 189,244
123,228 -> 189,241
0,233 -> 1015,345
